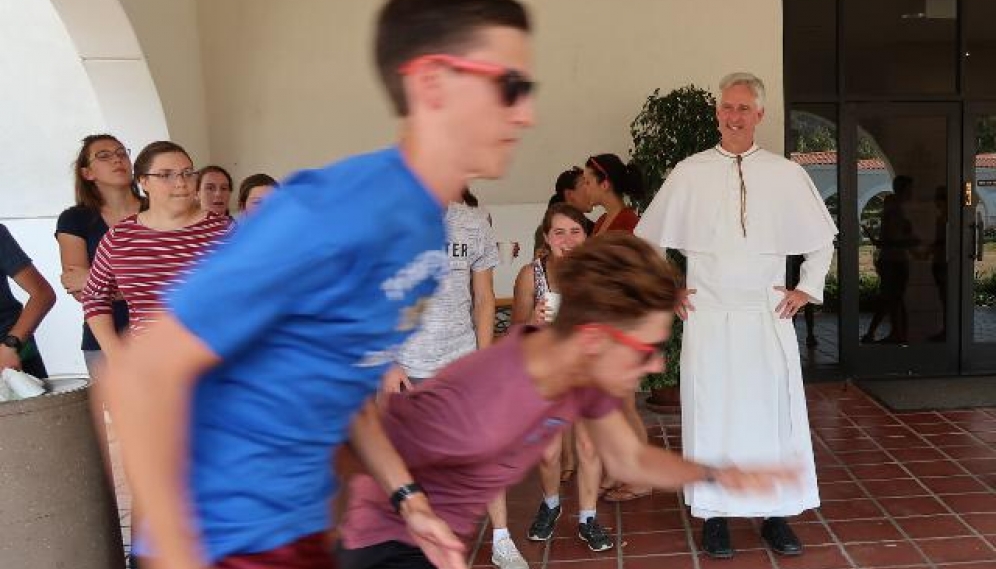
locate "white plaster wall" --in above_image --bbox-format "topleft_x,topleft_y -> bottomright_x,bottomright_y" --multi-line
195,0 -> 785,203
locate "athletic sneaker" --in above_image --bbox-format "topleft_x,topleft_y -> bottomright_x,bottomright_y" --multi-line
578,517 -> 614,552
527,503 -> 561,541
491,536 -> 529,569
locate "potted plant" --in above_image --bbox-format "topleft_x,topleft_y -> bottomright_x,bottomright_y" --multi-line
629,85 -> 719,410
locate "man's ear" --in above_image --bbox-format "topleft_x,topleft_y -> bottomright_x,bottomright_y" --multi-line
405,65 -> 446,112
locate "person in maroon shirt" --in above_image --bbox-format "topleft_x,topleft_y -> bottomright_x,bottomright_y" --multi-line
340,233 -> 798,569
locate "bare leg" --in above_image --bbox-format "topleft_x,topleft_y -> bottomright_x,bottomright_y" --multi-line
574,423 -> 600,512
603,392 -> 651,501
560,428 -> 576,482
538,433 -> 563,500
487,492 -> 508,531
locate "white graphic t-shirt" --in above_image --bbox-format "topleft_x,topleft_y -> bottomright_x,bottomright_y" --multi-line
397,203 -> 499,378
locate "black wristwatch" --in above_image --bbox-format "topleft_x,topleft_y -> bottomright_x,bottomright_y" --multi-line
390,483 -> 425,513
1,335 -> 22,352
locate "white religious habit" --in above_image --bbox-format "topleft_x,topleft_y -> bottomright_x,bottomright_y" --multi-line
635,144 -> 837,519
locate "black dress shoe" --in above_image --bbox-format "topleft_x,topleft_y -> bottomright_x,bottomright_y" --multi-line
701,517 -> 734,558
762,517 -> 803,556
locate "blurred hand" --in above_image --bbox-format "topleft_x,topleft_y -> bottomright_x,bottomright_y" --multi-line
401,494 -> 467,569
713,464 -> 800,493
380,365 -> 412,394
0,346 -> 22,371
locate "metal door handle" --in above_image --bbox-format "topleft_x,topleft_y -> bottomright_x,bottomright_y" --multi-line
964,182 -> 974,206
977,221 -> 985,262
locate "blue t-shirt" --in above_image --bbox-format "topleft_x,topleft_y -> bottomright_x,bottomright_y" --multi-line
162,147 -> 447,562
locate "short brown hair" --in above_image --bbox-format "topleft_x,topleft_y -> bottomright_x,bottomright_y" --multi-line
552,233 -> 679,333
541,203 -> 589,236
133,141 -> 191,179
238,173 -> 278,210
375,0 -> 530,116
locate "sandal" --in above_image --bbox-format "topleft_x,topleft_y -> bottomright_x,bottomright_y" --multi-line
601,485 -> 652,502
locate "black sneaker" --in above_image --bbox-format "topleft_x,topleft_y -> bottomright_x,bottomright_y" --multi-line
578,516 -> 614,552
527,502 -> 561,541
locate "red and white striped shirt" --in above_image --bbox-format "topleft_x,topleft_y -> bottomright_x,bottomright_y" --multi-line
82,213 -> 231,334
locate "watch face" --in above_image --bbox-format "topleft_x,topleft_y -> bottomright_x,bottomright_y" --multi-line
3,335 -> 21,349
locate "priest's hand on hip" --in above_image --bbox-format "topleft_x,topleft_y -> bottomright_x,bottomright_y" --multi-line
676,288 -> 697,321
773,286 -> 812,319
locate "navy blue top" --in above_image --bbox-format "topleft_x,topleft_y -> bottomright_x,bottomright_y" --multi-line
56,205 -> 130,350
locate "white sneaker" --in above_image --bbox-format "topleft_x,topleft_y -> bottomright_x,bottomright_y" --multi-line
491,537 -> 529,569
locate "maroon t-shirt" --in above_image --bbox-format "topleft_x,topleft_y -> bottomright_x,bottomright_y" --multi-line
593,207 -> 640,234
339,326 -> 620,549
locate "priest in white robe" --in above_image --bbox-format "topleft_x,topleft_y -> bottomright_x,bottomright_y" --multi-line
635,72 -> 837,559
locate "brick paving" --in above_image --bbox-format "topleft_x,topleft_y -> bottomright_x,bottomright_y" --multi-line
110,384 -> 996,568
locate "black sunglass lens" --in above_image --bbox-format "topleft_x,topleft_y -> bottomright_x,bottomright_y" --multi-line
500,73 -> 534,106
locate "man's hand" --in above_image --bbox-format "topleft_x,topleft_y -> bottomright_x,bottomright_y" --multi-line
0,345 -> 21,371
712,464 -> 800,493
773,286 -> 811,319
676,288 -> 697,321
400,493 -> 467,569
380,365 -> 413,394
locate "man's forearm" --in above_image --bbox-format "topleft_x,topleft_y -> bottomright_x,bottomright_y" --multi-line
472,301 -> 495,349
349,400 -> 417,495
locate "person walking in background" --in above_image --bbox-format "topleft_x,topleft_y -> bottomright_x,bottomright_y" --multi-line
0,224 -> 55,378
55,134 -> 142,377
636,72 -> 836,559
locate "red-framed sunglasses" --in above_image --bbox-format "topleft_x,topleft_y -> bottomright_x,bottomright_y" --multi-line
579,323 -> 667,365
399,54 -> 536,107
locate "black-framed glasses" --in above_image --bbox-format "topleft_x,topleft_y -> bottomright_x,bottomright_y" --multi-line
143,170 -> 198,183
399,53 -> 536,107
92,148 -> 131,162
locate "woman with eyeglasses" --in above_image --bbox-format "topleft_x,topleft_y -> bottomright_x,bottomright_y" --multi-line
56,134 -> 144,378
82,141 -> 231,359
580,153 -> 652,502
197,165 -> 234,218
511,204 -> 615,553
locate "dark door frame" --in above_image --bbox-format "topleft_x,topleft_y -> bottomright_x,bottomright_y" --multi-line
962,102 -> 996,372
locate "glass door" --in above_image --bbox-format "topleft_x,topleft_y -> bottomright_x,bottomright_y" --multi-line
843,103 -> 960,376
962,104 -> 996,372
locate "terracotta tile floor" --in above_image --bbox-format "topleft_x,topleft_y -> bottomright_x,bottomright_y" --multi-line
465,383 -> 996,569
112,382 -> 996,568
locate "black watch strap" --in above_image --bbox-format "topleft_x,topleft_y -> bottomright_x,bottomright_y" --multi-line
2,335 -> 23,352
390,482 -> 425,513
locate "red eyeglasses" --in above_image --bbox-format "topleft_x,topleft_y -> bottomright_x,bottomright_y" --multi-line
399,54 -> 536,107
579,323 -> 667,365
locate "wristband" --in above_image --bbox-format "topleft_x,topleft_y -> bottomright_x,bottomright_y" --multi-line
702,466 -> 718,484
390,483 -> 425,513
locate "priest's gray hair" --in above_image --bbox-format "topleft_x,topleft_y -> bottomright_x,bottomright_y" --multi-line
718,72 -> 766,109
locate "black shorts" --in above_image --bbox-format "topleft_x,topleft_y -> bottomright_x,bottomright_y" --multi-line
337,541 -> 435,569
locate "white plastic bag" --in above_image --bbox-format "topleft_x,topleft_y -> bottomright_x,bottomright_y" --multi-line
1,368 -> 47,400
